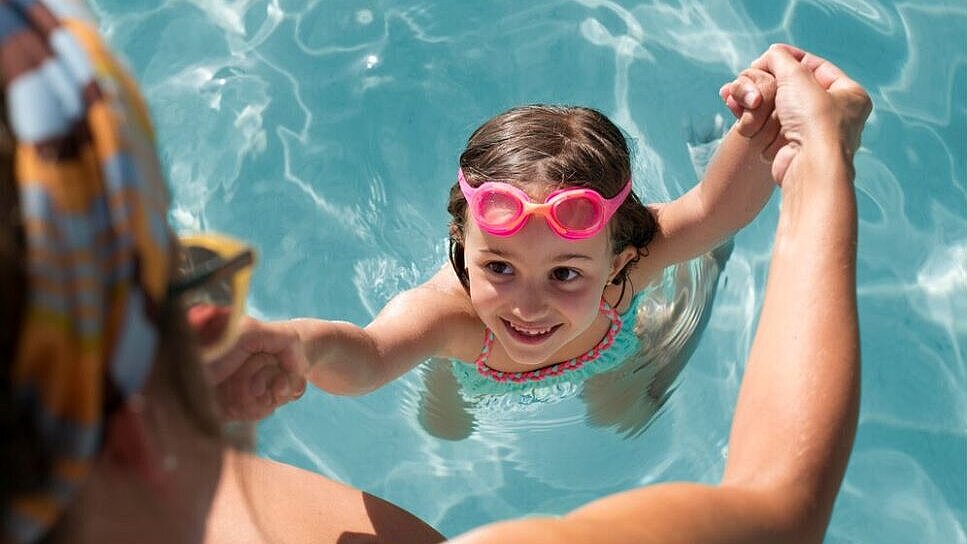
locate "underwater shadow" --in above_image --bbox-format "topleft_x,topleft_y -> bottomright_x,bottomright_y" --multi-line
581,240 -> 732,438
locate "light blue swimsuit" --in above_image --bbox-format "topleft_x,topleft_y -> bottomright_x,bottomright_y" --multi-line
451,290 -> 646,396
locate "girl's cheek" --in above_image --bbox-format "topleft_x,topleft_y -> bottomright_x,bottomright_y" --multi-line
559,284 -> 606,316
467,278 -> 502,310
565,292 -> 599,316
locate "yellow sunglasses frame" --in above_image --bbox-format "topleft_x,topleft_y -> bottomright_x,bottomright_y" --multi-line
170,233 -> 256,361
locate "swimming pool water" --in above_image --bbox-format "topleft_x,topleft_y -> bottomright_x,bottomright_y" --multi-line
91,1 -> 966,541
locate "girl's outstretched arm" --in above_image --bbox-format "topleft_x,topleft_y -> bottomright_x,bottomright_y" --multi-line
292,267 -> 475,396
206,265 -> 475,417
452,43 -> 870,544
629,69 -> 778,283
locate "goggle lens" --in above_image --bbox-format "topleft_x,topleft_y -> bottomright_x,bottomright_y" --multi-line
477,191 -> 524,227
552,196 -> 598,232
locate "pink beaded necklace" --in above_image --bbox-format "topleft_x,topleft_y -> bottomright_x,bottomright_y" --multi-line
474,299 -> 622,383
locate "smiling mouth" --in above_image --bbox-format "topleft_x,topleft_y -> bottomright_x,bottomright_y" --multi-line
501,319 -> 561,345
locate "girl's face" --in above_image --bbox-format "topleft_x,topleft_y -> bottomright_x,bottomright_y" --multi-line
463,211 -> 622,366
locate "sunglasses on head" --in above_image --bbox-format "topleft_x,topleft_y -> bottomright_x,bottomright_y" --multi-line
169,233 -> 256,362
458,169 -> 632,240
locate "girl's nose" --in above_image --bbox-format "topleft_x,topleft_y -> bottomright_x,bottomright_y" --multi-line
510,284 -> 549,321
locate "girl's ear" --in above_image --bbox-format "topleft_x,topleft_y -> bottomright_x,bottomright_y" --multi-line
609,246 -> 639,284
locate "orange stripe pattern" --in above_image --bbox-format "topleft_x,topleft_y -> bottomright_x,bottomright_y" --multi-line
1,1 -> 173,542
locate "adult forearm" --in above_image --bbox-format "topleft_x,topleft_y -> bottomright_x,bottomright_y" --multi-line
723,142 -> 860,536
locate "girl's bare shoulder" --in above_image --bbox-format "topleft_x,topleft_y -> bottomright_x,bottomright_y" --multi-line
391,264 -> 485,360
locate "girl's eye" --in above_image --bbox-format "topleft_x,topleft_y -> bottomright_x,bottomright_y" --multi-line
551,267 -> 581,282
485,261 -> 514,275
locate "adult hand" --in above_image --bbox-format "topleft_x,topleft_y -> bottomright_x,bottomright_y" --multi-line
750,44 -> 872,185
205,317 -> 309,421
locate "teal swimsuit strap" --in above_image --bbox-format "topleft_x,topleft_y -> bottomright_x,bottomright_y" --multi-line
450,291 -> 646,396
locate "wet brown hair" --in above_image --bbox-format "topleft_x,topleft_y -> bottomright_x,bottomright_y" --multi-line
447,105 -> 658,293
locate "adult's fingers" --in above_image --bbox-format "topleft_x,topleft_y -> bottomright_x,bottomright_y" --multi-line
767,44 -> 871,150
231,353 -> 269,397
762,126 -> 789,163
757,44 -> 860,98
799,51 -> 853,92
272,370 -> 306,400
756,111 -> 786,162
218,352 -> 275,416
750,44 -> 812,83
216,380 -> 273,421
771,143 -> 800,186
206,318 -> 262,384
269,372 -> 306,407
250,362 -> 282,399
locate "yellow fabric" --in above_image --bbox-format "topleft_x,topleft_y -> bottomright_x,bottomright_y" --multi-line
2,1 -> 174,541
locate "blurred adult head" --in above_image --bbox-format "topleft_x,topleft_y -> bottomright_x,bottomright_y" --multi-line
0,2 -> 231,541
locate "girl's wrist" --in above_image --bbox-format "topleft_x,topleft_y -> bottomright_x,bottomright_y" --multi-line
286,318 -> 318,368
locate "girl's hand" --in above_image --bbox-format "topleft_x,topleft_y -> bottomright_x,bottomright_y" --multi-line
719,67 -> 779,143
205,317 -> 309,421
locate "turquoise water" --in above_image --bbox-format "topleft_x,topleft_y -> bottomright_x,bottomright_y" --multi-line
92,0 -> 965,541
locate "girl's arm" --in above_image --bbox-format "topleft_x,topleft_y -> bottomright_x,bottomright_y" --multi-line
291,268 -> 475,395
628,70 -> 778,284
206,266 -> 475,417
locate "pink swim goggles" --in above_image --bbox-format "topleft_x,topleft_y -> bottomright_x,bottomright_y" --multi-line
458,169 -> 632,240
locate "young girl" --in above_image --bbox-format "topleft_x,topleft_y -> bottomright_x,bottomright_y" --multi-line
209,70 -> 781,419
